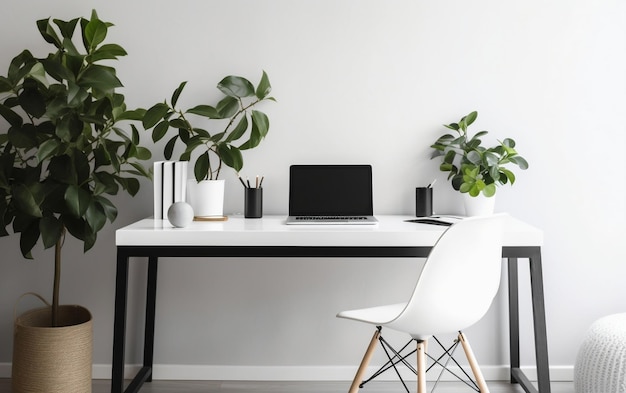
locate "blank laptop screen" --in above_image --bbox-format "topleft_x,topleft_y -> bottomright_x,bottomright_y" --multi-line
289,165 -> 373,216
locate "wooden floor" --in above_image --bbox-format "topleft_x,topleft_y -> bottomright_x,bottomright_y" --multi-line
0,379 -> 573,393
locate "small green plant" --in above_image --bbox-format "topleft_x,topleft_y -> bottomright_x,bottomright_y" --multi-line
430,111 -> 529,197
0,10 -> 150,326
142,72 -> 275,181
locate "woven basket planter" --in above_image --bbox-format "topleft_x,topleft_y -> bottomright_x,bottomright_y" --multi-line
12,294 -> 93,393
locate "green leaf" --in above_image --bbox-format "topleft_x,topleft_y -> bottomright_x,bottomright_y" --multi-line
216,96 -> 239,118
483,183 -> 496,197
0,104 -> 24,127
187,105 -> 220,118
501,168 -> 516,185
143,103 -> 170,129
116,108 -> 146,122
85,200 -> 106,232
509,155 -> 529,170
224,116 -> 248,143
0,76 -> 12,93
135,146 -> 152,160
65,185 -> 91,217
463,111 -> 478,126
152,120 -> 170,143
83,16 -> 108,49
53,17 -> 80,39
169,118 -> 189,130
217,76 -> 255,98
217,144 -> 243,172
255,71 -> 272,99
13,184 -> 43,218
19,221 -> 40,259
39,216 -> 63,249
94,195 -> 117,222
164,135 -> 178,160
171,81 -> 187,108
123,177 -> 140,196
78,65 -> 122,94
36,139 -> 60,163
18,79 -> 46,118
194,152 -> 209,182
89,43 -> 127,62
251,110 -> 269,137
37,18 -> 62,48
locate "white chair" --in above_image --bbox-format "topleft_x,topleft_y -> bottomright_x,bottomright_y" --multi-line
337,214 -> 505,393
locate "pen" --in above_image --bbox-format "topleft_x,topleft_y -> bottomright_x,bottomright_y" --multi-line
246,177 -> 251,188
256,175 -> 259,189
237,173 -> 248,188
427,178 -> 437,188
259,176 -> 264,188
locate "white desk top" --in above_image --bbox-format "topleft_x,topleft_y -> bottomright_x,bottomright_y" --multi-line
115,215 -> 543,248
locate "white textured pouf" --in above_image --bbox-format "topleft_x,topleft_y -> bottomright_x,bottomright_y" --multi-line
575,313 -> 626,393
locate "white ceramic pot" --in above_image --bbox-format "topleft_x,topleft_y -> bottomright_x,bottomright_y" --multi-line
186,179 -> 225,217
463,193 -> 496,216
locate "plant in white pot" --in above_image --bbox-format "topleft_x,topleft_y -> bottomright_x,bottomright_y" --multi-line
0,10 -> 150,392
430,111 -> 529,215
142,73 -> 275,218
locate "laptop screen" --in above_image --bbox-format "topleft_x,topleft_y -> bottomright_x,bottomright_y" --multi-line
289,165 -> 373,216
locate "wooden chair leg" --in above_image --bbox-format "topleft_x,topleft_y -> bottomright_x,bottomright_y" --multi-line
416,339 -> 427,393
349,328 -> 381,393
458,332 -> 490,393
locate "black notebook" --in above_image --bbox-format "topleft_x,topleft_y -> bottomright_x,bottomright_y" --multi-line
286,164 -> 378,225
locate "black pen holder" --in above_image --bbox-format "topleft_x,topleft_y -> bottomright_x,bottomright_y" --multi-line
244,188 -> 263,218
415,187 -> 433,217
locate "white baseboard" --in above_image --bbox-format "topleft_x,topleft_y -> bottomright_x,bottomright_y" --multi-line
0,362 -> 574,382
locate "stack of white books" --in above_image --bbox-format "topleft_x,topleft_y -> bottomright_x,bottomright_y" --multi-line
153,161 -> 188,220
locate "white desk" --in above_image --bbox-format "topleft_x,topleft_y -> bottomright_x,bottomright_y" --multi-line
112,215 -> 550,393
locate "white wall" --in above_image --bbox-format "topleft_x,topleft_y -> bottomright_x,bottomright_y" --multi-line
1,0 -> 625,382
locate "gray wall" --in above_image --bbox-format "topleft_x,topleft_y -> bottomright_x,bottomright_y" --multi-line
1,0 -> 625,381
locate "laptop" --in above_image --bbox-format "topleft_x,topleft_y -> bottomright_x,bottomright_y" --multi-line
286,164 -> 378,225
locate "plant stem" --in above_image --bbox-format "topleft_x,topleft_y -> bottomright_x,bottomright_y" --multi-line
52,225 -> 66,327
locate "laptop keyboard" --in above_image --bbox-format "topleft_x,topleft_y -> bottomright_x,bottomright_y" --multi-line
295,216 -> 369,221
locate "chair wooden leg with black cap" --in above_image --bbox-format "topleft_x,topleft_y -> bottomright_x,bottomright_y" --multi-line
417,339 -> 427,393
459,332 -> 489,393
349,327 -> 382,393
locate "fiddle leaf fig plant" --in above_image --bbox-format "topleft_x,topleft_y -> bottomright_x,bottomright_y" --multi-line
430,111 -> 529,197
0,10 -> 151,326
142,72 -> 275,182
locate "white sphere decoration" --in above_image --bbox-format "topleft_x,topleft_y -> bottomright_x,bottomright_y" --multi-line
167,202 -> 194,228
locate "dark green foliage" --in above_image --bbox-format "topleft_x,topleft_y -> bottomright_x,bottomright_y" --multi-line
143,72 -> 274,181
430,111 -> 529,197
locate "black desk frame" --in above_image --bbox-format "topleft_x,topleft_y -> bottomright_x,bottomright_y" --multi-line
111,245 -> 550,393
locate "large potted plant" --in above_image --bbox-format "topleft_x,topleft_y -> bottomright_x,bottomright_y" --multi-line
430,111 -> 529,215
0,10 -> 150,392
142,73 -> 274,218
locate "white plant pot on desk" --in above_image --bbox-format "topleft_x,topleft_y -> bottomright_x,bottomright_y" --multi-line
186,179 -> 225,218
463,193 -> 496,216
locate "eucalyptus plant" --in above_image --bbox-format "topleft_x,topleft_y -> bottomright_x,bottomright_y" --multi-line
0,10 -> 150,326
142,72 -> 274,181
430,111 -> 529,197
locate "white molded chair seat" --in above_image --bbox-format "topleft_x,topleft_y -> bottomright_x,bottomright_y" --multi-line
337,214 -> 506,393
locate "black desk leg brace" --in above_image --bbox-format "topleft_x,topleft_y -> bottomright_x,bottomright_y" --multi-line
111,251 -> 159,393
508,250 -> 551,393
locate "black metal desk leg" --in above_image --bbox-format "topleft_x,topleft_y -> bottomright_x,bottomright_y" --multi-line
529,250 -> 551,393
111,250 -> 130,393
507,258 -> 520,383
143,257 -> 159,382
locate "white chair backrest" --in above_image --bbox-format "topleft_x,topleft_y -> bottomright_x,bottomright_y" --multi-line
387,214 -> 506,338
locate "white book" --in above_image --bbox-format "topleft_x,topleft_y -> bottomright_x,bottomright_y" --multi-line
162,161 -> 175,218
153,162 -> 164,220
173,161 -> 188,203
